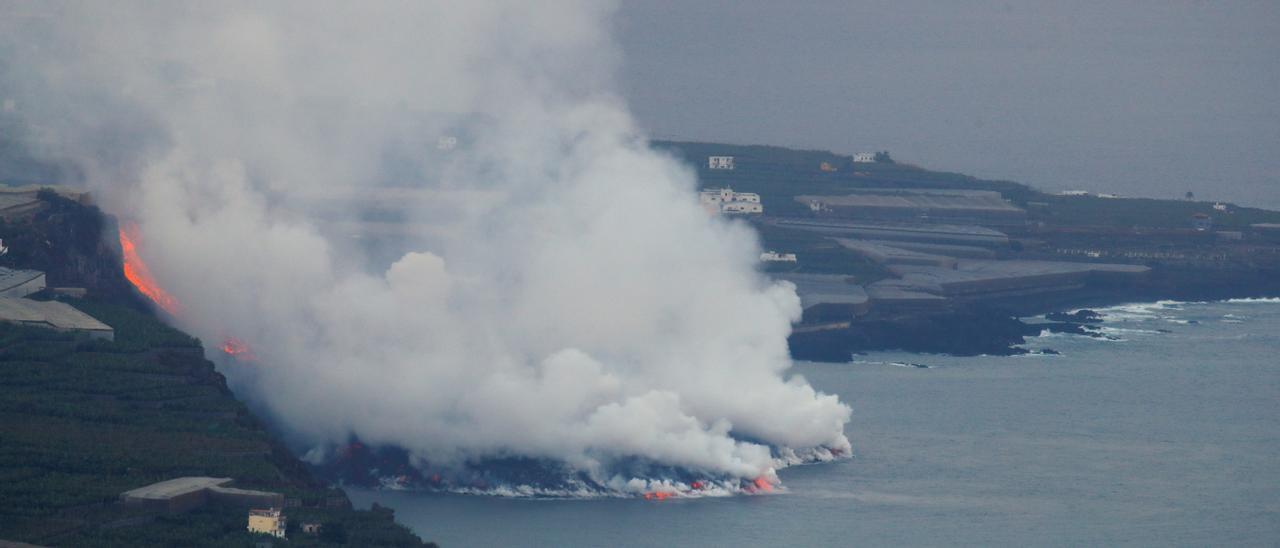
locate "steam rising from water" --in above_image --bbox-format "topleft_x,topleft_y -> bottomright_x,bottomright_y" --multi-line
1,1 -> 851,493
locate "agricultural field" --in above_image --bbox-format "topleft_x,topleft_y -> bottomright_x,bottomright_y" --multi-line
0,299 -> 431,547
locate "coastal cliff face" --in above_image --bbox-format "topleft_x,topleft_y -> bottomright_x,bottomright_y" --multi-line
0,190 -> 138,302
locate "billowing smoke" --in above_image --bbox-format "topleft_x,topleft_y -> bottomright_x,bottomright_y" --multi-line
1,1 -> 851,494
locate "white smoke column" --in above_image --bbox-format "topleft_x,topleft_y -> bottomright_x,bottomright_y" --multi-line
1,1 -> 851,492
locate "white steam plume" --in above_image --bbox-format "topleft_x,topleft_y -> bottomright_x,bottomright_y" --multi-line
0,1 -> 851,493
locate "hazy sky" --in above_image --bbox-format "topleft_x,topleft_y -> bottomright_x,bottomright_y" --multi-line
616,0 -> 1280,208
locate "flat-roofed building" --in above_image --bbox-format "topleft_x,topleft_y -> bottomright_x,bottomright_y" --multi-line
887,259 -> 1150,300
797,188 -> 1026,226
121,477 -> 235,514
772,218 -> 1011,248
0,267 -> 45,298
760,251 -> 797,262
1252,223 -> 1280,243
121,477 -> 285,514
834,239 -> 958,268
0,298 -> 113,340
773,273 -> 871,321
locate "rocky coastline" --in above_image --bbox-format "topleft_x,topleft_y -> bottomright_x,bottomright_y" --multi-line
788,264 -> 1280,361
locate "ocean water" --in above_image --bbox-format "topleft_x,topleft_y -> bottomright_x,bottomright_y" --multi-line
351,298 -> 1280,547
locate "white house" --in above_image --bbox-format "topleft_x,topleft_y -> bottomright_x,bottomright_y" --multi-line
853,152 -> 876,163
1058,190 -> 1091,196
760,251 -> 797,262
708,156 -> 735,170
699,187 -> 763,215
436,136 -> 458,150
722,201 -> 763,214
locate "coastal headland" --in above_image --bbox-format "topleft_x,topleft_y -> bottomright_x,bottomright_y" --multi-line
657,140 -> 1280,359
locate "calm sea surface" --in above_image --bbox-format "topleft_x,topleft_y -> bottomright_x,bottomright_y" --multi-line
351,299 -> 1280,547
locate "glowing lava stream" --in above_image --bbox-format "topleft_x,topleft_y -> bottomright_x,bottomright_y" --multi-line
119,222 -> 254,361
752,476 -> 775,492
220,336 -> 257,362
639,476 -> 777,501
118,222 -> 181,316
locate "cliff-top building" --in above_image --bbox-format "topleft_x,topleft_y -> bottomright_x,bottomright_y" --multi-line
700,187 -> 763,215
708,156 -> 735,170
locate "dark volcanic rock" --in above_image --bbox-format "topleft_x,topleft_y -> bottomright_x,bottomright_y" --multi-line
1045,309 -> 1102,324
1040,322 -> 1106,338
0,190 -> 142,305
789,308 -> 1041,360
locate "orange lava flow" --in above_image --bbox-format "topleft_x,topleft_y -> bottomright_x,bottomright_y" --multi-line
221,336 -> 257,362
752,476 -> 774,492
118,223 -> 181,315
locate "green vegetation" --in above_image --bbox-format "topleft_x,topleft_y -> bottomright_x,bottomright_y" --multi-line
0,299 -> 432,547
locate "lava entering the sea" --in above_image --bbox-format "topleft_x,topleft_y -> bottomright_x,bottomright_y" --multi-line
118,222 -> 181,315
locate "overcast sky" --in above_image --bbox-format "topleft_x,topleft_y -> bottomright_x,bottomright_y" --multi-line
615,0 -> 1280,208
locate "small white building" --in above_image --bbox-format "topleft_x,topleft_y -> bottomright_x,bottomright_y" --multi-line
1058,190 -> 1091,196
760,251 -> 797,262
721,201 -> 763,214
436,136 -> 458,150
699,187 -> 763,215
1213,202 -> 1228,211
853,152 -> 876,163
708,156 -> 735,170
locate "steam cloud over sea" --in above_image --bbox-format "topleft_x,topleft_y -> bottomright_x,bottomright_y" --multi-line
0,1 -> 851,495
